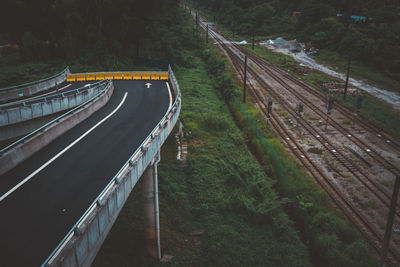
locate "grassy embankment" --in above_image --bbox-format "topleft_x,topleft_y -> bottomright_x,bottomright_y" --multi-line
202,31 -> 376,266
95,10 -> 376,267
93,32 -> 310,267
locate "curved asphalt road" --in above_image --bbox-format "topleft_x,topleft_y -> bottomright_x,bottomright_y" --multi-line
0,80 -> 171,266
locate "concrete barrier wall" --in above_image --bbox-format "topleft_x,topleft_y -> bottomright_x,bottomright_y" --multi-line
0,113 -> 62,142
0,84 -> 105,128
43,67 -> 181,267
0,67 -> 70,104
0,82 -> 114,177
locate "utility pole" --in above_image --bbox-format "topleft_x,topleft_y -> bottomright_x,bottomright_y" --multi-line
266,98 -> 273,124
206,24 -> 209,44
243,55 -> 248,103
343,55 -> 352,99
297,103 -> 303,130
252,33 -> 255,50
355,89 -> 362,115
380,176 -> 400,267
326,96 -> 334,131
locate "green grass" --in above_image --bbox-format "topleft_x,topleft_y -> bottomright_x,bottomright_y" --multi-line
202,40 -> 377,266
96,10 -> 377,266
94,51 -> 310,266
244,44 -> 400,141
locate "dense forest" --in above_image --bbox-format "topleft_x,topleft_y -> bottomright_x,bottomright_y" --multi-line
0,0 -> 190,66
191,0 -> 400,78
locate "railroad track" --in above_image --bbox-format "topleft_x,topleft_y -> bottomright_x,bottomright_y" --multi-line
244,47 -> 400,218
268,63 -> 400,152
189,9 -> 400,264
201,20 -> 400,214
202,16 -> 400,207
215,26 -> 400,179
249,54 -> 400,176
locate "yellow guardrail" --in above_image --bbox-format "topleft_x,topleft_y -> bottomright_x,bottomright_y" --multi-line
66,74 -> 76,82
114,73 -> 123,80
151,73 -> 160,80
76,74 -> 86,81
160,73 -> 169,80
123,72 -> 132,80
96,73 -> 105,81
67,72 -> 169,82
86,73 -> 96,81
105,73 -> 113,80
133,73 -> 141,80
142,73 -> 151,80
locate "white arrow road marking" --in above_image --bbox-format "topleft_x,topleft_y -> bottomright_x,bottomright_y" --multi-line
0,92 -> 129,203
145,83 -> 152,89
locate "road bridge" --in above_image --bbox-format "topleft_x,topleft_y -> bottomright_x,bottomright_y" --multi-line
0,67 -> 181,266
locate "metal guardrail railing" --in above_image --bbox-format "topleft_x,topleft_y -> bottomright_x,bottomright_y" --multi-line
0,80 -> 112,156
0,79 -> 107,110
0,67 -> 70,92
42,65 -> 180,266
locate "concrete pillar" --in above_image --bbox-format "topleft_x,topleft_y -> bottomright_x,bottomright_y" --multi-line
142,153 -> 161,259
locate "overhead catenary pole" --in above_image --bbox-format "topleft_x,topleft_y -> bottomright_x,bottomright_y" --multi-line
343,55 -> 352,99
206,24 -> 209,44
243,55 -> 248,103
380,176 -> 400,266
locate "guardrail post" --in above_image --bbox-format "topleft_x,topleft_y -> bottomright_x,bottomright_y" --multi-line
142,155 -> 161,260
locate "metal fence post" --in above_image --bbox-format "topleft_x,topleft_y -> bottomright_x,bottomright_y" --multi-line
243,55 -> 248,103
380,176 -> 400,266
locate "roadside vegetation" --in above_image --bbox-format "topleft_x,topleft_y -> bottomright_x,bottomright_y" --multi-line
95,7 -> 376,267
94,15 -> 310,266
200,28 -> 376,267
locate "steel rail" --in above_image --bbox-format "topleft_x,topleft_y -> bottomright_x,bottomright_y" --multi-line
201,17 -> 400,209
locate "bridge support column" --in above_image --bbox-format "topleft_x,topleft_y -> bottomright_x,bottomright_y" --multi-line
142,152 -> 161,260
